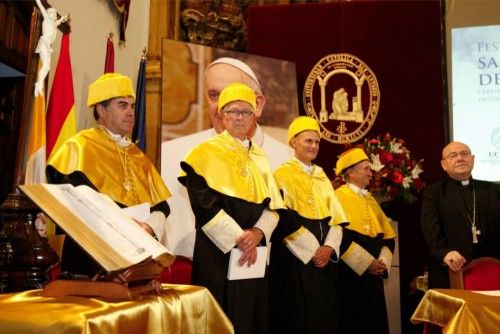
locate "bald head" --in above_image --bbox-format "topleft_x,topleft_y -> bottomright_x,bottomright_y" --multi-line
440,141 -> 475,181
441,141 -> 470,159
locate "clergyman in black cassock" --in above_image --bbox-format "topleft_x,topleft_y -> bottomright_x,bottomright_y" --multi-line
421,141 -> 500,288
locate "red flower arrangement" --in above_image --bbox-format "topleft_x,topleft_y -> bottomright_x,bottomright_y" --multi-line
334,133 -> 425,203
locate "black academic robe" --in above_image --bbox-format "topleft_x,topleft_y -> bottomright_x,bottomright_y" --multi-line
336,230 -> 394,334
179,162 -> 270,334
268,208 -> 339,334
420,177 -> 500,288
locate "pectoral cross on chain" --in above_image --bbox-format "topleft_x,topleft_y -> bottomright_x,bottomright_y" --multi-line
468,182 -> 480,244
471,225 -> 481,244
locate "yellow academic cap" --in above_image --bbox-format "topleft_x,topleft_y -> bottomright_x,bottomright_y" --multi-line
87,73 -> 136,107
335,147 -> 369,176
217,83 -> 256,113
287,116 -> 320,145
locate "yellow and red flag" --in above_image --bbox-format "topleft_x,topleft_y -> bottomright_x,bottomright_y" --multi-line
46,32 -> 77,161
25,62 -> 47,184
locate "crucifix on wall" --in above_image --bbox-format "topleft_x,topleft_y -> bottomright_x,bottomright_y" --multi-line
109,0 -> 131,44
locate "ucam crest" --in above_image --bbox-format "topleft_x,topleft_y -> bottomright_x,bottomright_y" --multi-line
303,53 -> 380,144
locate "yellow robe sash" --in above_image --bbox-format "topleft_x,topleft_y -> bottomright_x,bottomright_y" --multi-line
335,185 -> 396,239
274,159 -> 347,225
180,131 -> 284,210
47,127 -> 171,207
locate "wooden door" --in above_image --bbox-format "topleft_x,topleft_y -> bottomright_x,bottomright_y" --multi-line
0,1 -> 43,203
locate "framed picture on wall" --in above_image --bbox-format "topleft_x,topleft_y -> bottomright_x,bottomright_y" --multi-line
160,39 -> 299,144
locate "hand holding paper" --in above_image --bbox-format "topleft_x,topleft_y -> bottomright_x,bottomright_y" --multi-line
227,247 -> 268,280
236,228 -> 263,266
122,202 -> 151,222
123,203 -> 156,236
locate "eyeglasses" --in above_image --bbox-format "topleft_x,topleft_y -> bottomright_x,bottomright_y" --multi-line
444,151 -> 472,160
222,109 -> 254,118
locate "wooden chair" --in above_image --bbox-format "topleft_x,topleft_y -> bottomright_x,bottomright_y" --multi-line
449,256 -> 500,290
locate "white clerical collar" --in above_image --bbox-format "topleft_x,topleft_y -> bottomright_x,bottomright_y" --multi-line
100,125 -> 132,147
461,180 -> 470,186
294,157 -> 314,174
347,182 -> 368,197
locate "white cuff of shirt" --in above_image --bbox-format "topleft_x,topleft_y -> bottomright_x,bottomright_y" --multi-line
253,208 -> 278,245
340,242 -> 375,276
378,246 -> 393,275
323,225 -> 342,262
146,211 -> 166,242
284,226 -> 320,264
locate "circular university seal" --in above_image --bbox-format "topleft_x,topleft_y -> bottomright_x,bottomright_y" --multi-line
303,53 -> 380,144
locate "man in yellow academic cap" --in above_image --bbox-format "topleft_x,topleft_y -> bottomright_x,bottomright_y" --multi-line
162,57 -> 292,260
334,147 -> 396,334
47,72 -> 171,277
269,116 -> 348,333
179,82 -> 284,334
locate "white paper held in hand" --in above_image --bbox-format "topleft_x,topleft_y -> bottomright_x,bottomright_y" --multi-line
227,246 -> 268,280
122,202 -> 151,222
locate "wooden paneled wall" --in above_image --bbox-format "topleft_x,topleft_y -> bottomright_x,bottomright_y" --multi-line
146,0 -> 180,166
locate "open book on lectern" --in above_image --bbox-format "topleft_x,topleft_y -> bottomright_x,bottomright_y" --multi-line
20,183 -> 175,276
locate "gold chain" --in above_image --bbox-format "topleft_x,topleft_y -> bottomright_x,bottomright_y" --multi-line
237,141 -> 251,177
306,169 -> 316,213
363,197 -> 373,235
114,143 -> 142,203
115,143 -> 132,191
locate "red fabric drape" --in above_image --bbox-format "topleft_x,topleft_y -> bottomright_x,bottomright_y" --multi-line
247,1 -> 445,183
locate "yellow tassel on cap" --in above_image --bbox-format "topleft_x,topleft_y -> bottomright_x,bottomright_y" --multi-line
335,147 -> 369,176
217,83 -> 256,113
87,73 -> 136,107
287,116 -> 320,145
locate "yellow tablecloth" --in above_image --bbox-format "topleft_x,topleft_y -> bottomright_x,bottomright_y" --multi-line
0,284 -> 233,334
411,289 -> 500,334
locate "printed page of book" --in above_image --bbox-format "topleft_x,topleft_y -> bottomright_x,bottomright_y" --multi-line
20,184 -> 174,272
73,185 -> 173,267
227,246 -> 268,280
